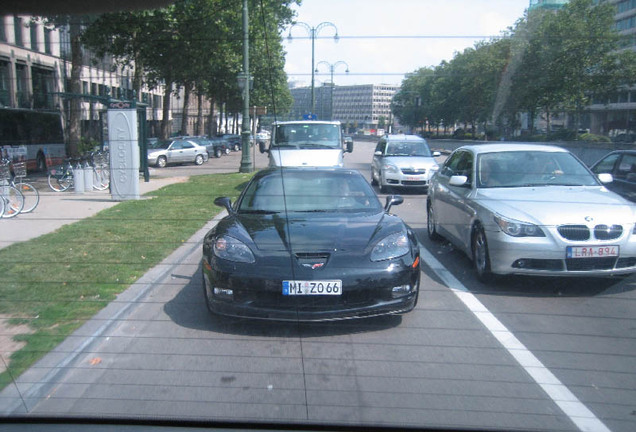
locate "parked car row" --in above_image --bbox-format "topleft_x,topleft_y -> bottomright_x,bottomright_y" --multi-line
146,135 -> 246,168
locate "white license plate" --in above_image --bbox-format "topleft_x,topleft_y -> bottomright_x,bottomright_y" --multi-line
282,280 -> 342,296
406,176 -> 421,181
566,245 -> 619,259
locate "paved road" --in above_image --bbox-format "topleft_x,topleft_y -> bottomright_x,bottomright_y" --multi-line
1,139 -> 635,432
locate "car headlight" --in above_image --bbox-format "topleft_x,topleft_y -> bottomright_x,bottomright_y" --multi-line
213,235 -> 255,263
371,232 -> 410,261
383,163 -> 399,174
494,215 -> 545,237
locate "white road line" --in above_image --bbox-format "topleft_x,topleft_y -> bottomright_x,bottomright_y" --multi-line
419,245 -> 611,432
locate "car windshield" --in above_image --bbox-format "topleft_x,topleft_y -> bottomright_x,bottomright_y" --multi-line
2,1 -> 635,432
272,123 -> 341,149
238,170 -> 382,213
386,141 -> 432,157
477,150 -> 599,188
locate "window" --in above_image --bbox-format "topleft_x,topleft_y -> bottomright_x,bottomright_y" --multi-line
13,16 -> 23,46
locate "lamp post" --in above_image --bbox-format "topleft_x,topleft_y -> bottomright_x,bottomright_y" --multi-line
287,21 -> 339,117
315,60 -> 349,120
239,0 -> 253,173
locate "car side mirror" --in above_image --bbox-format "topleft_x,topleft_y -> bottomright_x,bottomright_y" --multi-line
432,151 -> 441,157
259,140 -> 268,154
597,173 -> 613,184
374,150 -> 383,156
384,195 -> 404,212
345,140 -> 354,153
214,197 -> 234,214
449,175 -> 469,187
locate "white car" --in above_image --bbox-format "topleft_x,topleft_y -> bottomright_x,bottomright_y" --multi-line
147,139 -> 209,168
427,143 -> 636,282
371,134 -> 440,193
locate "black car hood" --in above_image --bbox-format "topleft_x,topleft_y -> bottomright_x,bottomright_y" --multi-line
221,211 -> 403,255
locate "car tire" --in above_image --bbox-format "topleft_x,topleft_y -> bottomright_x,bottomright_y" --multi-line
233,144 -> 240,152
379,174 -> 388,193
225,147 -> 231,155
195,154 -> 204,165
202,268 -> 215,314
214,148 -> 222,158
156,156 -> 167,168
472,225 -> 495,283
371,169 -> 378,186
427,202 -> 442,241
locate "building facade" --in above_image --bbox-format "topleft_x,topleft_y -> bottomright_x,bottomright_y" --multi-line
288,82 -> 397,134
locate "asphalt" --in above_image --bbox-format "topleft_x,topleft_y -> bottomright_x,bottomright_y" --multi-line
0,173 -> 188,250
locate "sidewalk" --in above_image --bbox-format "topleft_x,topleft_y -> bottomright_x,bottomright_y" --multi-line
0,175 -> 188,250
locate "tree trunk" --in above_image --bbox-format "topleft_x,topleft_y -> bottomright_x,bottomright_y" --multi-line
207,98 -> 216,137
196,91 -> 204,136
68,22 -> 83,156
180,83 -> 191,136
161,82 -> 172,139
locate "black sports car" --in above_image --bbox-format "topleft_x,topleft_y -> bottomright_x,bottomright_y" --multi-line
202,167 -> 421,321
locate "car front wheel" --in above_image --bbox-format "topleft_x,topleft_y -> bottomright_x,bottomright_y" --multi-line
195,154 -> 204,165
156,156 -> 167,168
472,225 -> 494,283
427,202 -> 442,241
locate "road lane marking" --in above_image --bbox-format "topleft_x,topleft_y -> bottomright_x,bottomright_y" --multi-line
419,245 -> 611,432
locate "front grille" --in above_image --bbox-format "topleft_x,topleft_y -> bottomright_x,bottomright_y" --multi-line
401,168 -> 426,175
402,181 -> 428,186
594,225 -> 623,240
558,225 -> 590,241
566,257 -> 617,271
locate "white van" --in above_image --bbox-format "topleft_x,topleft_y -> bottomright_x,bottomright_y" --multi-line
259,120 -> 353,167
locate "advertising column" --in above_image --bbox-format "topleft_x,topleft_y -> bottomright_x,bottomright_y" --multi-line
107,103 -> 139,200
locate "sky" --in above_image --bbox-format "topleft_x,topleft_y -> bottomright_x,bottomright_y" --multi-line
282,0 -> 530,87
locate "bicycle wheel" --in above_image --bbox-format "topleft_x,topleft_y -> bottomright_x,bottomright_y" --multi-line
16,182 -> 39,213
48,168 -> 69,192
1,184 -> 25,218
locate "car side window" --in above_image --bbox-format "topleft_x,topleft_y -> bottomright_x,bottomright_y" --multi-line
592,153 -> 620,175
615,154 -> 636,183
182,142 -> 194,149
171,141 -> 182,150
375,140 -> 385,154
441,150 -> 472,182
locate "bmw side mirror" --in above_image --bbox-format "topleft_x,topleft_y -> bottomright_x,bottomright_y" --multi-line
449,175 -> 469,187
384,195 -> 404,212
214,197 -> 234,214
259,140 -> 268,154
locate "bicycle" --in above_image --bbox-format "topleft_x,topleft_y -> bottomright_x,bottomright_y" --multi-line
47,157 -> 75,192
0,159 -> 25,218
89,150 -> 110,191
9,160 -> 39,213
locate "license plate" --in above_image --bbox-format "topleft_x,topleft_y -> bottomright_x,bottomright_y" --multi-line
406,176 -> 420,181
566,245 -> 619,259
282,280 -> 342,296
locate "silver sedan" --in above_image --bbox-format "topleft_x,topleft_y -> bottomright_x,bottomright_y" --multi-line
426,143 -> 636,282
147,139 -> 209,168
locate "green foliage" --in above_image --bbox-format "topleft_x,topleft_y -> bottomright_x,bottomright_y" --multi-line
394,0 -> 632,138
580,133 -> 611,143
0,172 -> 253,391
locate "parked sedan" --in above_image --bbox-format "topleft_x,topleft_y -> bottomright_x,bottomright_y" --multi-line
590,150 -> 636,203
202,167 -> 420,321
147,138 -> 209,168
371,134 -> 440,193
190,137 -> 229,158
427,143 -> 636,282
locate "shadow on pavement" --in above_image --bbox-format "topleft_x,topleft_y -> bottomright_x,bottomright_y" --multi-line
163,263 -> 404,337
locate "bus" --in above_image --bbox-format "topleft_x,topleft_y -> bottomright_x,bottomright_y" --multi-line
0,108 -> 66,172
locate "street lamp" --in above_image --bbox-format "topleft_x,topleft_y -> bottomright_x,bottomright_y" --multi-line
315,60 -> 349,120
287,21 -> 339,117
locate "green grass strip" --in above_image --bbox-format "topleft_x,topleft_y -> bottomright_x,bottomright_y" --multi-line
0,172 -> 253,391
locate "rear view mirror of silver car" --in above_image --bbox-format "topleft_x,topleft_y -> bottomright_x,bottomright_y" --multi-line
597,173 -> 613,184
449,175 -> 469,187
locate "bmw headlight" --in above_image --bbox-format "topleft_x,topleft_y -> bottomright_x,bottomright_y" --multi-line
371,232 -> 410,261
383,163 -> 399,174
494,215 -> 545,237
213,235 -> 255,263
